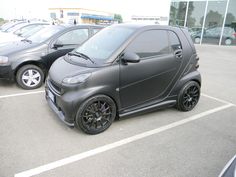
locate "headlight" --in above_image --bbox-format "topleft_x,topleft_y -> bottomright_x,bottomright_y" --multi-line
63,73 -> 91,84
0,56 -> 9,64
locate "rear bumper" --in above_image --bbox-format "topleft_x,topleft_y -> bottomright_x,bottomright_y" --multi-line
0,65 -> 14,80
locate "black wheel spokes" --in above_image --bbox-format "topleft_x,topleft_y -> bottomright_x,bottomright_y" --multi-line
82,101 -> 112,130
183,86 -> 200,109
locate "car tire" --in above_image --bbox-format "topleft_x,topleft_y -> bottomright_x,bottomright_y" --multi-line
225,38 -> 232,45
75,95 -> 117,135
16,64 -> 44,90
176,81 -> 200,112
194,37 -> 201,44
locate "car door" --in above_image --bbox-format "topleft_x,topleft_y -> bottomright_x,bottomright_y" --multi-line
119,30 -> 183,109
45,28 -> 89,67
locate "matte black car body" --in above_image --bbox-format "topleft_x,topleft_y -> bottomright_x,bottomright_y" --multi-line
46,24 -> 201,134
0,25 -> 103,89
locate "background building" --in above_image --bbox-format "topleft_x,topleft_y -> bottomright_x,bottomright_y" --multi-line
131,15 -> 169,25
169,0 -> 236,46
49,8 -> 114,24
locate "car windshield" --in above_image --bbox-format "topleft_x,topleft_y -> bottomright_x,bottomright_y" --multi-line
0,22 -> 14,31
74,26 -> 135,62
5,23 -> 28,33
14,25 -> 47,38
27,26 -> 64,43
1,22 -> 25,32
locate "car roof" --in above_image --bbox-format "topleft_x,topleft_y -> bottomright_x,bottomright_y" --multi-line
110,23 -> 179,31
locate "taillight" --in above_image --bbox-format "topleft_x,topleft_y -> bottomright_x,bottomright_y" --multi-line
233,33 -> 236,38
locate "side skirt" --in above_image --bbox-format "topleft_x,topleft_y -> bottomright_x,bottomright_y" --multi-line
119,100 -> 176,118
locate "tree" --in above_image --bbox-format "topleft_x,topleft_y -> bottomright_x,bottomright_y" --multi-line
225,13 -> 236,26
200,10 -> 223,27
0,18 -> 5,25
114,14 -> 123,23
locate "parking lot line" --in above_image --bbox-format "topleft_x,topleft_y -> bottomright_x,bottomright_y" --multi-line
201,93 -> 235,106
0,90 -> 234,106
0,90 -> 44,99
14,103 -> 233,177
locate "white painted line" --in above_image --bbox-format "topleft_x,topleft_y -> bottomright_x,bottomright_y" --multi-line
0,90 -> 44,99
0,90 -> 234,108
201,93 -> 235,106
14,103 -> 233,177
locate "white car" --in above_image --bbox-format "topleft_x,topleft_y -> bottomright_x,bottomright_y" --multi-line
0,23 -> 49,45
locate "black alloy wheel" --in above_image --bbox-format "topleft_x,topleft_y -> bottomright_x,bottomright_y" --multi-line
177,81 -> 200,111
75,95 -> 116,134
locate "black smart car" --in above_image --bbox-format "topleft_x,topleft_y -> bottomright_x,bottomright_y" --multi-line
0,25 -> 103,89
46,24 -> 201,134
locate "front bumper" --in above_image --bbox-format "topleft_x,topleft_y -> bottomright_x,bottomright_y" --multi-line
0,65 -> 14,80
45,79 -> 76,127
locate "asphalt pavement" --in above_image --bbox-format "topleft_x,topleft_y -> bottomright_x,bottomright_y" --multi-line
0,44 -> 236,177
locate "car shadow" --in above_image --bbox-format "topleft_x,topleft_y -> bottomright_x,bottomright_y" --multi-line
0,80 -> 16,87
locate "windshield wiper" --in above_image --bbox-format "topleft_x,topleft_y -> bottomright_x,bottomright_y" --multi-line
68,51 -> 95,64
21,39 -> 32,43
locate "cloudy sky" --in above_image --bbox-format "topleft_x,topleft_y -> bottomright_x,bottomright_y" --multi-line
0,0 -> 171,21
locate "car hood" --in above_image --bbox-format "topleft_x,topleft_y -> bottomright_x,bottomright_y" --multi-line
0,32 -> 22,44
49,56 -> 96,85
0,41 -> 38,56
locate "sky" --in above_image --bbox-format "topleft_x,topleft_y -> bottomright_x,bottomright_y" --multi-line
0,0 -> 171,21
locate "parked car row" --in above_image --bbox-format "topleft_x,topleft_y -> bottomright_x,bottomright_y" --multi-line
0,22 -> 201,134
0,22 -> 49,45
190,26 -> 236,45
0,22 -> 103,89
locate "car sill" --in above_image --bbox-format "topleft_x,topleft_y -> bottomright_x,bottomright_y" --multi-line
119,100 -> 176,118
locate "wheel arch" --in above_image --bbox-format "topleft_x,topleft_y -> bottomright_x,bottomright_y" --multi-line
170,70 -> 201,96
71,86 -> 121,121
14,61 -> 47,80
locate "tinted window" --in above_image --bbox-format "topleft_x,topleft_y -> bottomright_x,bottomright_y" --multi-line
168,31 -> 181,51
125,30 -> 169,58
57,28 -> 88,45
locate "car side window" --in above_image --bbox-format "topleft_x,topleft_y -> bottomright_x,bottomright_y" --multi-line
125,30 -> 169,59
57,28 -> 89,45
168,31 -> 182,51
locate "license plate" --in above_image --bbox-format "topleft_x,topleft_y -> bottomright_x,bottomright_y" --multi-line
48,90 -> 55,103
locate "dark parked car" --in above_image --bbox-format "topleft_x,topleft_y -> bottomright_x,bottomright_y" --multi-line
46,24 -> 201,134
219,155 -> 236,177
0,24 -> 103,89
0,22 -> 49,44
192,27 -> 236,45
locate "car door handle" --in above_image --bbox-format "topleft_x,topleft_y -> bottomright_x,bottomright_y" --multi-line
174,49 -> 183,59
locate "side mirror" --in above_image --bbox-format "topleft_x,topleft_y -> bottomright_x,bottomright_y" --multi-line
53,40 -> 63,49
122,52 -> 140,63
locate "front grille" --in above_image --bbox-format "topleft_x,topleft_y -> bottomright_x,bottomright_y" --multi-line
48,79 -> 62,94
